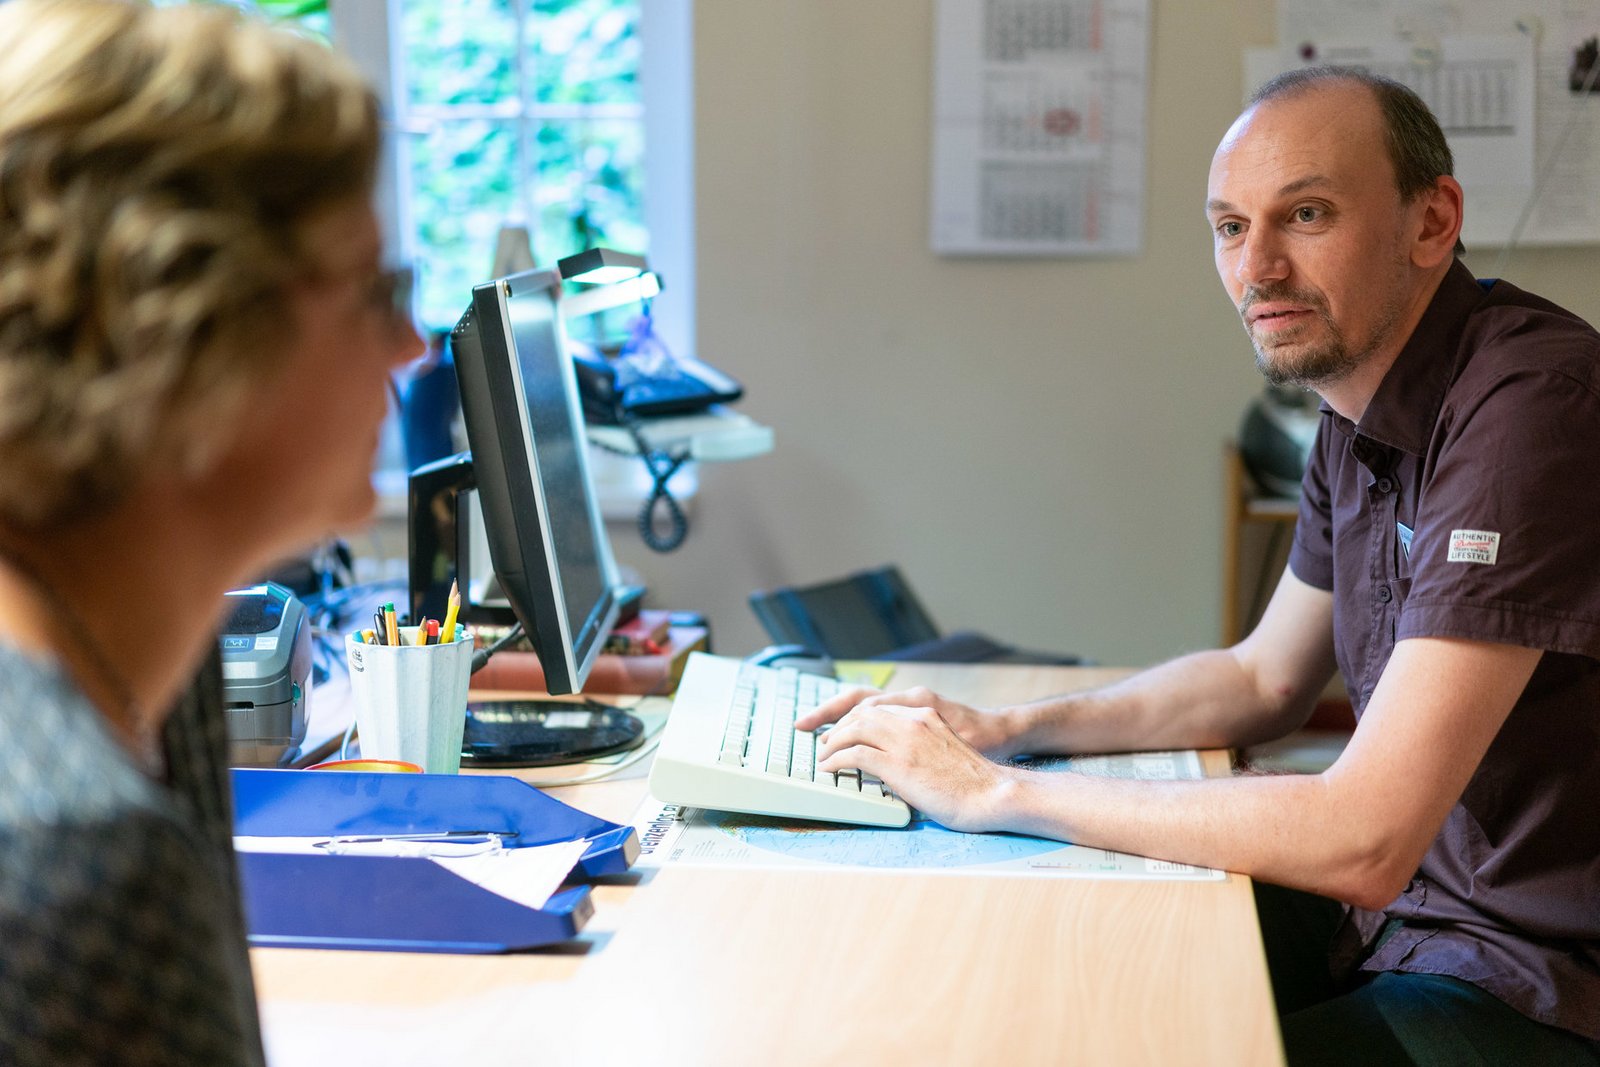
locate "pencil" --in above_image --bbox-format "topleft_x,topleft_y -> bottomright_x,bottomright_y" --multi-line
383,602 -> 400,647
440,580 -> 460,644
413,618 -> 429,646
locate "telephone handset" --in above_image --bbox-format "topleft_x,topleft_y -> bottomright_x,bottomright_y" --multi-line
572,351 -> 743,425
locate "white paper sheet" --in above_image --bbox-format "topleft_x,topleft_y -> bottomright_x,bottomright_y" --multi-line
234,835 -> 589,912
930,0 -> 1152,256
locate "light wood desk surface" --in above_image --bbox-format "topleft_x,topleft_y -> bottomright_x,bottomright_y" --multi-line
252,662 -> 1284,1066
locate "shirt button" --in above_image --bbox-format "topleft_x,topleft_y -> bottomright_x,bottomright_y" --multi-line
1376,477 -> 1395,494
1377,584 -> 1393,603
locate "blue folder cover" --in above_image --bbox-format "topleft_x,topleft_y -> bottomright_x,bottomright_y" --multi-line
231,768 -> 638,953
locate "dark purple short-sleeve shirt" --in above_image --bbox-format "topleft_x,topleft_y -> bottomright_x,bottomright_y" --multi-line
1287,260 -> 1600,1040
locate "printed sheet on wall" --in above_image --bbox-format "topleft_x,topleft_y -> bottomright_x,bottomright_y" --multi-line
929,0 -> 1152,257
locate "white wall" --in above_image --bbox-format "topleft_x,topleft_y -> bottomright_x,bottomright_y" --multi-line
614,0 -> 1600,667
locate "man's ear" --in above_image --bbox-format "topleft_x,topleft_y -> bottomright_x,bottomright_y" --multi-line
1412,175 -> 1464,268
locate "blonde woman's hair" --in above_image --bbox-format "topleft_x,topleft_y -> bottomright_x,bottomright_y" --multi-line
0,0 -> 380,527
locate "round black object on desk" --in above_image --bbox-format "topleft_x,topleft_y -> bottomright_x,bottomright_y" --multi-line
460,700 -> 644,767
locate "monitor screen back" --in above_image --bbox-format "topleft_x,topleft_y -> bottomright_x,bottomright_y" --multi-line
454,271 -> 620,692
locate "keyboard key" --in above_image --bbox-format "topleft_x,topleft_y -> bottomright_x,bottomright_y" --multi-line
790,732 -> 815,779
649,653 -> 911,828
768,704 -> 796,772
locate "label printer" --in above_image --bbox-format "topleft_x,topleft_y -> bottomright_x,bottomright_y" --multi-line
220,582 -> 311,767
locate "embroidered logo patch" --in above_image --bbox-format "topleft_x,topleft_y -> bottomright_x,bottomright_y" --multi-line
1448,529 -> 1500,565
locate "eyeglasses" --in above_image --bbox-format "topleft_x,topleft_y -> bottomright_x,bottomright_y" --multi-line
363,265 -> 415,335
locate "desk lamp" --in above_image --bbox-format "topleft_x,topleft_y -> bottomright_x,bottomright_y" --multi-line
556,247 -> 646,284
557,247 -> 662,323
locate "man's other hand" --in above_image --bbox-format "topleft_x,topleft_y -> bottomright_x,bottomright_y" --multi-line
797,685 -> 1017,758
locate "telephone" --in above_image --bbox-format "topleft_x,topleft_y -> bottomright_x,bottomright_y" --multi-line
572,350 -> 743,425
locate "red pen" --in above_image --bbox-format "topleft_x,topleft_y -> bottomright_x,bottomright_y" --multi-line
426,619 -> 440,645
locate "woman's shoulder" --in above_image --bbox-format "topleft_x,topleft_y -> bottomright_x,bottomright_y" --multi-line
0,643 -> 164,827
0,644 -> 264,1067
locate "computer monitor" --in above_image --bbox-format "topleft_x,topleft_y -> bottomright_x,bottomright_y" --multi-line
449,268 -> 625,695
420,269 -> 641,766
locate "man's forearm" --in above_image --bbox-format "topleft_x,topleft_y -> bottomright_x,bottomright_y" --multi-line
1004,647 -> 1317,756
991,766 -> 1399,907
974,638 -> 1541,909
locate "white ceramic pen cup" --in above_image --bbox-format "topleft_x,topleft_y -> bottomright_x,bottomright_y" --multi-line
345,626 -> 473,774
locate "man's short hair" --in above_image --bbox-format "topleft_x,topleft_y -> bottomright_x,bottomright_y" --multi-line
1250,66 -> 1454,201
1250,68 -> 1462,254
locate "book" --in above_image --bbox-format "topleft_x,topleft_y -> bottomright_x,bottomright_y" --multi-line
468,626 -> 708,696
474,609 -> 676,657
603,609 -> 673,655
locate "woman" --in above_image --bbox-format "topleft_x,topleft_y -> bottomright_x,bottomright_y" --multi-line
0,2 -> 421,1062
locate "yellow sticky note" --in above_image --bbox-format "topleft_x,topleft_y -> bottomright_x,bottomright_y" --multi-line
832,661 -> 897,689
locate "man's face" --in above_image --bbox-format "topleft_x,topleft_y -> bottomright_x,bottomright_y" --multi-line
1206,85 -> 1419,389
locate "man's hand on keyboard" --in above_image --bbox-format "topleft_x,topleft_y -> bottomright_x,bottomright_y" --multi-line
797,686 -> 1018,758
813,701 -> 1017,833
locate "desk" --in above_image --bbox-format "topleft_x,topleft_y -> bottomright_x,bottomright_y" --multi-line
252,662 -> 1284,1066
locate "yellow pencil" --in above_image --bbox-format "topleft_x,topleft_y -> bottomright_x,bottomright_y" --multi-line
441,580 -> 461,644
383,602 -> 399,647
413,618 -> 429,646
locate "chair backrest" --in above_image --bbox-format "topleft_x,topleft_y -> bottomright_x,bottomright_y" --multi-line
748,566 -> 942,659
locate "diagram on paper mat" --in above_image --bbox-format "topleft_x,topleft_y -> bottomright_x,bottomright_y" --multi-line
632,750 -> 1224,882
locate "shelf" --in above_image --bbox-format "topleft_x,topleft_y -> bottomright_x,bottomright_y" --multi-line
585,405 -> 774,462
1222,442 -> 1299,645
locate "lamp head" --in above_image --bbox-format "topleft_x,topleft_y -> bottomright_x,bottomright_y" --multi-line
556,247 -> 648,285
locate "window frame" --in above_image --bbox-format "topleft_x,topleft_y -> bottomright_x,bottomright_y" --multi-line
327,0 -> 696,515
327,0 -> 693,354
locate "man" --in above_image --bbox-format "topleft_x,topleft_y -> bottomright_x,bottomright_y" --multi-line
800,68 -> 1600,1063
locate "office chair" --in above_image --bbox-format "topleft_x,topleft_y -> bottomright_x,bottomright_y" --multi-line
747,565 -> 1081,665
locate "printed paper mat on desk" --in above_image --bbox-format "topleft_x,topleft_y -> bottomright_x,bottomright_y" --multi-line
632,750 -> 1224,882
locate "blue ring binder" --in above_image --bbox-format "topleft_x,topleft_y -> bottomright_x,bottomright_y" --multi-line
231,768 -> 639,953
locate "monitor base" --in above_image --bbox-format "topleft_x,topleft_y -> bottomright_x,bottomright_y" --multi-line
460,700 -> 645,768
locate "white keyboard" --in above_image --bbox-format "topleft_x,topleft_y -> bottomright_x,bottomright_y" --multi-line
649,653 -> 912,827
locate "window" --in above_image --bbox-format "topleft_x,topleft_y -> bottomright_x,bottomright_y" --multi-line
156,1 -> 686,339
324,0 -> 691,348
396,0 -> 647,330
327,0 -> 695,518
169,0 -> 697,518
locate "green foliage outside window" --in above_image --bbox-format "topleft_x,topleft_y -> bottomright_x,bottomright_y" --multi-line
402,0 -> 646,328
166,0 -> 648,332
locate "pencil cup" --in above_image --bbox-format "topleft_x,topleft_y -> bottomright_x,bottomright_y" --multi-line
345,627 -> 473,774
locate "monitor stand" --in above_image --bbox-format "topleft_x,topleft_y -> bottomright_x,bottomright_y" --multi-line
460,699 -> 645,768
